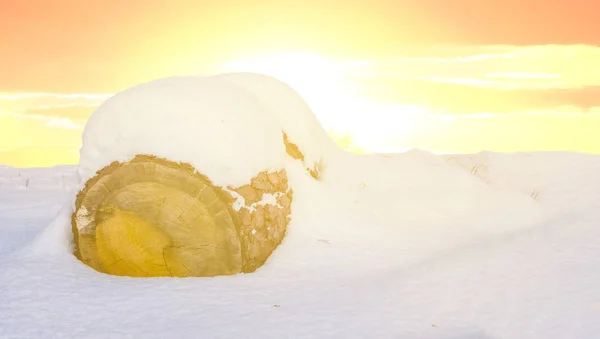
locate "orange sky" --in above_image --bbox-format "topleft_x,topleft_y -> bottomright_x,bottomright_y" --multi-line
1,0 -> 600,166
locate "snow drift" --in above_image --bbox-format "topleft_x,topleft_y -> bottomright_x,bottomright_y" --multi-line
68,73 -> 545,278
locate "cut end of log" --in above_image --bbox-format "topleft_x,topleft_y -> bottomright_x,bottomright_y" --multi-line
72,154 -> 291,277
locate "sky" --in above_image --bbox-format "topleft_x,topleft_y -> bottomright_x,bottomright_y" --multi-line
1,0 -> 600,167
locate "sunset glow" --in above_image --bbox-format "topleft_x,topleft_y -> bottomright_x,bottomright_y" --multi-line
2,0 -> 600,167
219,51 -> 353,116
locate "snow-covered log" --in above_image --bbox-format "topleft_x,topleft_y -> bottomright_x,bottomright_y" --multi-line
72,74 -> 328,277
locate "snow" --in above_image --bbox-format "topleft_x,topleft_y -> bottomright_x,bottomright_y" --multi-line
223,188 -> 285,213
2,152 -> 600,338
2,74 -> 600,338
78,76 -> 291,188
212,72 -> 340,170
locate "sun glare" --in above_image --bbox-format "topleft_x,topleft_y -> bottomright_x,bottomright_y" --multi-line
219,51 -> 421,152
219,51 -> 346,107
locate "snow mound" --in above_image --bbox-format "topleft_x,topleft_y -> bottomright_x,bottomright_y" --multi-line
78,75 -> 308,188
212,72 -> 339,171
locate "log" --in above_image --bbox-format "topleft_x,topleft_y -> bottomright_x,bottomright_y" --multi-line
72,154 -> 292,277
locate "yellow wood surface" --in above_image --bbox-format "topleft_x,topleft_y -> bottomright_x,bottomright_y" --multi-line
73,155 -> 242,277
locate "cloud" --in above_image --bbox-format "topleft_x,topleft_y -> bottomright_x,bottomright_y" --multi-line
0,92 -> 105,128
0,92 -> 112,101
13,103 -> 101,110
0,92 -> 110,117
0,145 -> 80,167
0,108 -> 84,167
363,102 -> 600,120
414,76 -> 568,90
338,44 -> 600,90
0,110 -> 84,130
217,45 -> 600,114
485,72 -> 562,80
424,107 -> 600,120
45,117 -> 84,129
3,45 -> 600,134
530,86 -> 600,109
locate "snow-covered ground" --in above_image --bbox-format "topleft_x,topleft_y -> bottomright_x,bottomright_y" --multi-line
1,74 -> 599,338
1,150 -> 599,339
